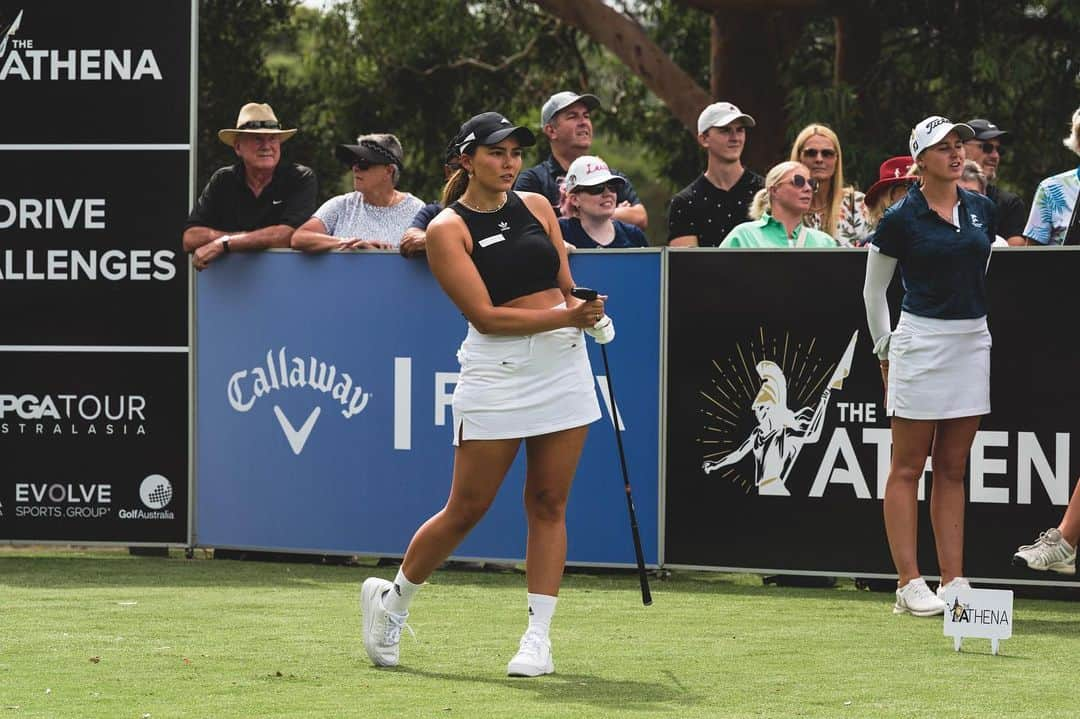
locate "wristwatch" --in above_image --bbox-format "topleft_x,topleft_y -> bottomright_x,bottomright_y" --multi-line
219,235 -> 231,253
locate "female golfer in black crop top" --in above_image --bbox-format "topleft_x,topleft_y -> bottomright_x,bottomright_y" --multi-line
358,112 -> 608,678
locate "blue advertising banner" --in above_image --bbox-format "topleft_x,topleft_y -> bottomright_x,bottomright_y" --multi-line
195,250 -> 661,566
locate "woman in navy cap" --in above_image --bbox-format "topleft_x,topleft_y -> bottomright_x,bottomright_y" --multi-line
863,116 -> 996,618
359,112 -> 612,677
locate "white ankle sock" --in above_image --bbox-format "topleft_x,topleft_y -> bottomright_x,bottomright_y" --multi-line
526,592 -> 557,637
383,569 -> 421,615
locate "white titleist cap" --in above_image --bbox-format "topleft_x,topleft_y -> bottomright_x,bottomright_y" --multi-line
909,115 -> 974,158
697,102 -> 756,134
564,155 -> 626,193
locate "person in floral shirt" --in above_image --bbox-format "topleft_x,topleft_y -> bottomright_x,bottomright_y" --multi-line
1024,106 -> 1080,246
789,124 -> 871,247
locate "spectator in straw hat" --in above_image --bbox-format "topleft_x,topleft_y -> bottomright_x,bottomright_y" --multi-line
183,102 -> 317,271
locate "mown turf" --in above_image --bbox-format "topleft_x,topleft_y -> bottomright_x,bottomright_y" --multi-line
0,548 -> 1077,718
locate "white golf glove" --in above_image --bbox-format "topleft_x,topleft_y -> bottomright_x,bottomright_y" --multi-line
585,316 -> 615,344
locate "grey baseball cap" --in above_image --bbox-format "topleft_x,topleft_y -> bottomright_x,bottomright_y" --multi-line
541,91 -> 601,127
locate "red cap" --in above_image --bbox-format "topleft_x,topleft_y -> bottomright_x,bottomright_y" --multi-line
865,156 -> 914,208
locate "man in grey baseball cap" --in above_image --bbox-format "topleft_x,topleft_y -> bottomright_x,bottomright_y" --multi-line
964,118 -> 1027,244
515,91 -> 648,229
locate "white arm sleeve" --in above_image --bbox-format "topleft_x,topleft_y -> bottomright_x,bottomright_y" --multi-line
863,247 -> 898,360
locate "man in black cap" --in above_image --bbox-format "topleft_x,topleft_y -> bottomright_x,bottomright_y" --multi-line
965,118 -> 1027,244
183,102 -> 317,270
515,91 -> 648,229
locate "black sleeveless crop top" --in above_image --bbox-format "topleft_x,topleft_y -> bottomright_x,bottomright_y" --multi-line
450,192 -> 560,306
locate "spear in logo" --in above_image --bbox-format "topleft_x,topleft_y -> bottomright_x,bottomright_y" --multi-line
0,10 -> 23,57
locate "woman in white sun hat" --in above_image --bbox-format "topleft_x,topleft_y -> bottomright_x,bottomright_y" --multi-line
558,155 -> 647,249
863,115 -> 996,617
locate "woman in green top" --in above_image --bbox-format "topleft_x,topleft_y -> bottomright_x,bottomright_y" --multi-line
720,161 -> 839,248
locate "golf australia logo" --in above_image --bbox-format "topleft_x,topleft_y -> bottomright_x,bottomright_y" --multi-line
227,347 -> 371,455
698,330 -> 857,496
0,9 -> 163,81
118,474 -> 175,520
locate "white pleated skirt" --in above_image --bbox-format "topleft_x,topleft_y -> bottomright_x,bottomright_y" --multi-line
887,311 -> 991,420
451,319 -> 602,445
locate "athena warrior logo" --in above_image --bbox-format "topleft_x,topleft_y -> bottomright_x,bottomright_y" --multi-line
0,10 -> 22,57
699,331 -> 857,496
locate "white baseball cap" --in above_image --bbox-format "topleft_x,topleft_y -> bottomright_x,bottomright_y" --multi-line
909,115 -> 975,158
697,102 -> 756,134
564,155 -> 626,193
541,91 -> 601,127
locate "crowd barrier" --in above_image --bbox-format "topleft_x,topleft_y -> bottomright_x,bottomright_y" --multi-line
195,247 -> 1079,586
194,250 -> 661,566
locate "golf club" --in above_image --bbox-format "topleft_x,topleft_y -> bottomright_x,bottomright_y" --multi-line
572,286 -> 653,606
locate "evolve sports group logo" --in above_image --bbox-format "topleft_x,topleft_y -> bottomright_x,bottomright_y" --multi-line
698,330 -> 857,496
0,9 -> 163,81
227,348 -> 371,455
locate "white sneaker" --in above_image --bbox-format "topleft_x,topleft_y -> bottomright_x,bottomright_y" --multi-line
936,576 -> 971,599
360,577 -> 410,666
893,577 -> 947,617
506,629 -> 554,677
1013,528 -> 1077,575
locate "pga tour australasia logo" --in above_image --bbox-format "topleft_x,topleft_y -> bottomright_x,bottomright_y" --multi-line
227,348 -> 371,455
0,9 -> 163,81
699,330 -> 857,496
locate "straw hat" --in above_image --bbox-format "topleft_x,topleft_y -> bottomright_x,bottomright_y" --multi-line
217,102 -> 297,146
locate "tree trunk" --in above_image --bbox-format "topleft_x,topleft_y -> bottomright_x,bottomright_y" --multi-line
531,0 -> 713,134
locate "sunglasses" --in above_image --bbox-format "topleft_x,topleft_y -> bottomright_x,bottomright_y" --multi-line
801,148 -> 837,159
576,181 -> 621,195
786,175 -> 819,191
966,141 -> 1004,156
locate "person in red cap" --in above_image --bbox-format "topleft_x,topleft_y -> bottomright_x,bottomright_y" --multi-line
864,156 -> 915,228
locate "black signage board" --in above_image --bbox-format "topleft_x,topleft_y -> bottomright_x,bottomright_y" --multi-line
0,0 -> 192,545
0,351 -> 187,542
0,0 -> 191,144
0,150 -> 189,345
665,249 -> 1080,585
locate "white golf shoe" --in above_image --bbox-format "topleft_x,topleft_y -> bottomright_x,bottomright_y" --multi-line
506,629 -> 554,677
936,576 -> 971,599
1013,528 -> 1077,575
360,577 -> 410,666
893,577 -> 946,617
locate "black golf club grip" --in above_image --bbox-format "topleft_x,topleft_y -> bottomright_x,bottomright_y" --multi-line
570,286 -> 599,301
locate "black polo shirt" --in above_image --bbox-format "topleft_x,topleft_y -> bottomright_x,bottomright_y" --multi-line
985,183 -> 1027,239
184,161 -> 317,232
666,170 -> 765,246
870,185 -> 995,319
514,154 -> 641,215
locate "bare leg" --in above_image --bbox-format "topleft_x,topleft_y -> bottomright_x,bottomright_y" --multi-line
884,417 -> 936,587
929,415 -> 981,584
1058,480 -> 1080,547
522,426 -> 590,595
399,437 -> 521,583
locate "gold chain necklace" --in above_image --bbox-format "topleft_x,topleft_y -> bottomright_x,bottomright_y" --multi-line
459,193 -> 508,213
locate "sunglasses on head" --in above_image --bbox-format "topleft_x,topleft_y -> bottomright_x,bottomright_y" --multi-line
577,181 -> 621,195
801,148 -> 837,159
967,140 -> 1004,156
786,175 -> 819,190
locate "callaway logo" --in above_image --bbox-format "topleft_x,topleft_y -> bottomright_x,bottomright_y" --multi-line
0,10 -> 22,57
228,348 -> 371,456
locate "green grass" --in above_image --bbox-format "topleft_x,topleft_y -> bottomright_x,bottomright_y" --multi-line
1,548 -> 1077,718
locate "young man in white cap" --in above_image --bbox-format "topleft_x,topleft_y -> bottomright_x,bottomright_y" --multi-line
964,118 -> 1027,244
183,102 -> 317,270
515,91 -> 648,229
668,102 -> 764,247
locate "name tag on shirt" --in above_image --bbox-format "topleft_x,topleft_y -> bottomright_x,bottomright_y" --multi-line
478,233 -> 508,248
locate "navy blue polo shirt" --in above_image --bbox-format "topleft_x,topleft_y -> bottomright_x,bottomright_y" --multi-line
514,154 -> 641,216
410,202 -> 443,230
558,217 -> 647,249
870,184 -> 996,319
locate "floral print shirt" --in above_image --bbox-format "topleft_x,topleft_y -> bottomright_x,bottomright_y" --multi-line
1024,167 -> 1080,245
804,187 -> 870,247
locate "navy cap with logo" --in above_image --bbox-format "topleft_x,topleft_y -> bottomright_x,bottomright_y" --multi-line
966,118 -> 1009,141
453,112 -> 536,155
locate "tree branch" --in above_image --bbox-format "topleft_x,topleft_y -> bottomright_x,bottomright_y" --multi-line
532,0 -> 712,134
404,31 -> 545,76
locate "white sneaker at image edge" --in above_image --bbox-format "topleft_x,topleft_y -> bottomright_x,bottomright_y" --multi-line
1013,528 -> 1077,575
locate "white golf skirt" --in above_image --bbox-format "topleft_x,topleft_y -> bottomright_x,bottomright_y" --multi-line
451,319 -> 602,445
887,311 -> 991,420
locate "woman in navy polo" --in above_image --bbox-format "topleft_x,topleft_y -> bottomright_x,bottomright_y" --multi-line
863,116 -> 996,618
